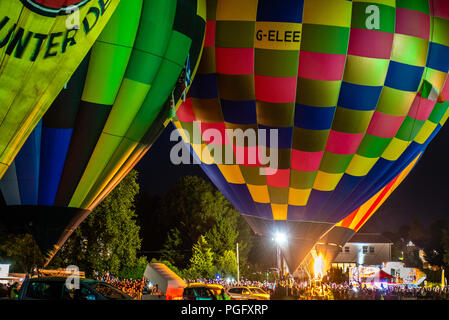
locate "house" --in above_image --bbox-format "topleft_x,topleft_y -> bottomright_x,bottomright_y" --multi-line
332,233 -> 393,272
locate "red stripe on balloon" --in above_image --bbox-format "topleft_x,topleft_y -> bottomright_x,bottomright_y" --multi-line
395,8 -> 430,40
216,47 -> 254,75
347,29 -> 394,60
298,51 -> 346,81
255,75 -> 297,103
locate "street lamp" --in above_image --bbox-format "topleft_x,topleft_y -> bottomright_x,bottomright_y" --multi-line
273,232 -> 288,280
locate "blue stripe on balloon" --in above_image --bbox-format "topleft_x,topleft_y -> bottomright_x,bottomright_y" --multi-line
190,73 -> 218,99
385,61 -> 424,92
256,0 -> 304,23
294,104 -> 335,130
221,99 -> 257,124
337,82 -> 383,111
426,42 -> 449,73
258,125 -> 292,149
38,127 -> 73,206
287,205 -> 306,221
14,121 -> 42,205
303,189 -> 333,221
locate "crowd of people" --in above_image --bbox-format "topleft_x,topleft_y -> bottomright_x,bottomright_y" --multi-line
96,273 -> 147,300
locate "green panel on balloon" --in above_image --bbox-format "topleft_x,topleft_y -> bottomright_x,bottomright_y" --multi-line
296,78 -> 341,107
319,152 -> 353,174
391,34 -> 429,67
164,31 -> 193,67
217,74 -> 255,101
292,128 -> 329,152
215,21 -> 255,48
433,17 -> 449,47
257,102 -> 294,127
429,102 -> 449,124
81,43 -> 133,105
133,0 -> 176,58
103,79 -> 152,136
290,170 -> 317,190
276,149 -> 292,170
98,0 -> 142,47
357,134 -> 392,158
351,2 -> 395,33
332,108 -> 374,134
396,0 -> 429,13
241,166 -> 267,186
127,61 -> 183,142
268,186 -> 289,204
124,51 -> 165,85
395,117 -> 425,141
69,133 -> 123,208
301,24 -> 350,55
255,49 -> 300,77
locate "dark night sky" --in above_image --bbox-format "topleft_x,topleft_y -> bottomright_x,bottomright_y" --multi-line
136,121 -> 449,234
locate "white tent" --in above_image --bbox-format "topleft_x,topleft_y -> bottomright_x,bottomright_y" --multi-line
143,263 -> 186,300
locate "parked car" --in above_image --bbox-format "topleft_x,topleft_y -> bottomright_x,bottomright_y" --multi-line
19,277 -> 132,300
182,283 -> 217,300
227,286 -> 270,300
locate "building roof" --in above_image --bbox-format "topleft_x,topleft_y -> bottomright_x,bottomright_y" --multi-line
347,233 -> 392,244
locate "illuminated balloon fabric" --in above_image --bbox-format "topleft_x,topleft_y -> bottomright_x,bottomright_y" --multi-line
173,0 -> 449,272
302,153 -> 421,273
0,0 -> 206,258
0,0 -> 121,179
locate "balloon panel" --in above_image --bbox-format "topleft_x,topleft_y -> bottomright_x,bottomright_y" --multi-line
0,0 -> 120,178
175,0 -> 449,225
0,0 -> 207,258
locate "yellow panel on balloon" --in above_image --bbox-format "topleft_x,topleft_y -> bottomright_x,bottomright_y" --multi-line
247,184 -> 270,203
376,86 -> 416,116
255,22 -> 302,51
440,107 -> 449,126
382,137 -> 410,161
288,188 -> 311,206
271,203 -> 288,221
216,0 -> 258,21
217,164 -> 245,184
346,154 -> 379,177
422,68 -> 447,92
414,121 -> 438,144
303,0 -> 352,27
313,171 -> 344,191
343,55 -> 389,87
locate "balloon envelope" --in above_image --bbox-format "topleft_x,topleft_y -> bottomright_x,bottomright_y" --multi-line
173,0 -> 449,272
0,0 -> 120,178
0,0 -> 206,260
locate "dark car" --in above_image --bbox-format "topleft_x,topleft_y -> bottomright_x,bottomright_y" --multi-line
183,283 -> 217,300
19,277 -> 132,300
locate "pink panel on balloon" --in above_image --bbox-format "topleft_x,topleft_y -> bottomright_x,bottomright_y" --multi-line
216,47 -> 254,75
431,0 -> 449,20
366,111 -> 405,138
395,8 -> 430,40
442,77 -> 449,98
204,21 -> 216,47
201,122 -> 228,145
407,96 -> 436,121
233,145 -> 263,166
177,99 -> 196,122
298,51 -> 346,81
291,149 -> 323,171
347,29 -> 394,59
254,75 -> 297,103
325,130 -> 364,155
266,169 -> 290,188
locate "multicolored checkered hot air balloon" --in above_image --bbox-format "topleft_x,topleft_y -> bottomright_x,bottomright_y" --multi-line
0,0 -> 121,179
173,0 -> 449,273
0,0 -> 206,262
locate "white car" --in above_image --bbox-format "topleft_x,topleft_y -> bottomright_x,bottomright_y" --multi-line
227,286 -> 270,300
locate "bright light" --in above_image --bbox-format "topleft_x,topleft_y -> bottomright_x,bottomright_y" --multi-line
273,232 -> 288,246
313,254 -> 325,280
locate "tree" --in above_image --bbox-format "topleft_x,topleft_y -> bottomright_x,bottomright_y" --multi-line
50,170 -> 146,279
150,176 -> 253,270
183,235 -> 215,279
216,250 -> 237,278
0,233 -> 44,273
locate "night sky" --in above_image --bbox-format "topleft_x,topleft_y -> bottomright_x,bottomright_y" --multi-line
136,121 -> 449,234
